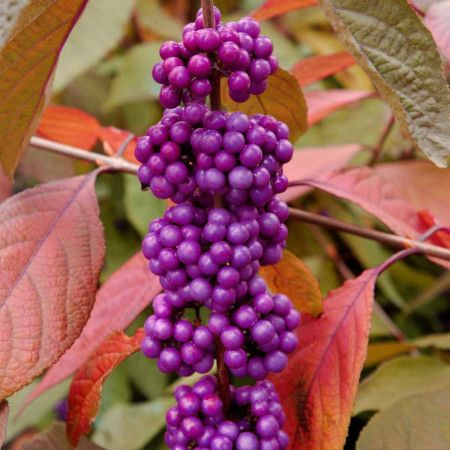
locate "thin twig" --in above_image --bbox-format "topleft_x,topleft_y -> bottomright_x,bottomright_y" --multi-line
116,133 -> 135,158
30,136 -> 138,174
289,208 -> 450,262
369,113 -> 395,166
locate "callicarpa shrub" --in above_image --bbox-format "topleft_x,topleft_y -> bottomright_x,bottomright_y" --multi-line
135,3 -> 299,449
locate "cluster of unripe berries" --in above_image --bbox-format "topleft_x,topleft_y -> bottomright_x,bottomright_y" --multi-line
165,376 -> 288,450
152,7 -> 277,108
137,7 -> 297,449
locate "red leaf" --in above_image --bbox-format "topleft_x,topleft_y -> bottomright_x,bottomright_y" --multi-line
425,1 -> 450,62
251,0 -> 318,20
270,268 -> 377,449
291,52 -> 356,87
24,252 -> 160,408
0,400 -> 8,448
418,210 -> 450,249
66,329 -> 145,447
36,106 -> 101,150
281,145 -> 361,202
99,127 -> 138,164
0,167 -> 11,203
0,173 -> 105,400
306,90 -> 375,126
375,160 -> 450,227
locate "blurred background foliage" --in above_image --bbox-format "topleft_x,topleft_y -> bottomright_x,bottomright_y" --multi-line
6,0 -> 449,449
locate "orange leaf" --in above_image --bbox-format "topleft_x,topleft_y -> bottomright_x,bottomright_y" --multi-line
291,52 -> 355,87
306,90 -> 374,126
0,174 -> 105,400
99,127 -> 138,164
37,105 -> 101,149
270,268 -> 377,449
281,144 -> 361,203
0,0 -> 89,178
260,250 -> 323,316
0,401 -> 8,448
24,252 -> 160,409
66,329 -> 145,447
251,0 -> 318,21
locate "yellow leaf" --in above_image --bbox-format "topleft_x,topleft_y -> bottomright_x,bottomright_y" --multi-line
260,250 -> 323,316
365,341 -> 413,367
0,0 -> 88,178
221,68 -> 308,142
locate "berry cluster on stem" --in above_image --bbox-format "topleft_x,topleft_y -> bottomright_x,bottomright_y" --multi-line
136,2 -> 299,448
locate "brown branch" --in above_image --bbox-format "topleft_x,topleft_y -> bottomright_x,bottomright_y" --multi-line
289,208 -> 450,262
30,136 -> 138,174
369,113 -> 395,166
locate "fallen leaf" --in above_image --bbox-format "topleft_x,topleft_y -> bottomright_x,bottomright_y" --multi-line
0,400 -> 9,448
281,144 -> 361,202
66,329 -> 145,447
222,67 -> 308,142
319,0 -> 450,167
0,173 -> 105,400
91,398 -> 174,450
260,250 -> 323,316
271,268 -> 378,450
53,0 -> 136,92
251,0 -> 318,21
37,105 -> 101,149
357,388 -> 450,450
306,89 -> 374,126
424,1 -> 450,61
291,52 -> 355,87
355,355 -> 450,414
0,0 -> 89,178
18,422 -> 104,450
24,252 -> 160,408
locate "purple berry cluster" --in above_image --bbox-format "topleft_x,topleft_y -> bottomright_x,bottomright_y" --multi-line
152,7 -> 278,108
165,376 -> 288,450
136,5 -> 299,449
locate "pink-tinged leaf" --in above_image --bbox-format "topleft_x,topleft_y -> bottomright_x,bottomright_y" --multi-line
0,173 -> 105,400
251,0 -> 318,21
281,145 -> 361,202
375,160 -> 450,227
0,167 -> 11,203
293,166 -> 450,268
270,268 -> 377,450
36,106 -> 101,150
291,52 -> 355,87
66,329 -> 145,447
296,167 -> 422,238
425,1 -> 450,61
0,400 -> 8,447
24,252 -> 160,408
417,210 -> 450,249
306,90 -> 375,126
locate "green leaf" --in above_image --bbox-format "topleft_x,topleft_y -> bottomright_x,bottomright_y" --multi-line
104,43 -> 163,111
354,356 -> 450,414
356,388 -> 450,450
97,366 -> 131,418
135,0 -> 183,41
6,379 -> 70,441
92,398 -> 174,450
221,67 -> 308,143
122,353 -> 168,400
319,0 -> 450,167
54,0 -> 136,92
413,333 -> 450,349
123,174 -> 165,237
